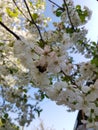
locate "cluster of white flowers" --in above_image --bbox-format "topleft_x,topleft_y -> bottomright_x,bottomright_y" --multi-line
1,0 -> 98,129
61,0 -> 92,27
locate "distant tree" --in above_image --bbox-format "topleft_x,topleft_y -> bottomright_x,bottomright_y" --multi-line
0,0 -> 98,129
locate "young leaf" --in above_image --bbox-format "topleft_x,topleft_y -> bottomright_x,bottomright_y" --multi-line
6,7 -> 19,18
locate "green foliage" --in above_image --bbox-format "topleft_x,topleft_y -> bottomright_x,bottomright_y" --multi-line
0,113 -> 9,126
4,113 -> 9,119
37,39 -> 47,48
89,42 -> 98,66
61,76 -> 71,82
0,0 -> 97,129
0,118 -> 20,130
0,42 -> 4,46
0,17 -> 2,22
35,0 -> 45,9
38,90 -> 49,101
32,13 -> 39,21
1,118 -> 6,124
55,8 -> 63,17
95,100 -> 98,107
91,57 -> 98,66
6,7 -> 19,18
76,5 -> 89,23
8,67 -> 18,74
66,27 -> 75,33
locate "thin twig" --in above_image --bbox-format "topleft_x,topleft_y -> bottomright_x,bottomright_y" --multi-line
48,0 -> 64,10
23,0 -> 44,41
61,69 -> 78,88
12,0 -> 31,22
63,0 -> 74,29
0,21 -> 21,40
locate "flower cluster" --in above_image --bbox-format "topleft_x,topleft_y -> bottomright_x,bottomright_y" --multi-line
0,0 -> 98,129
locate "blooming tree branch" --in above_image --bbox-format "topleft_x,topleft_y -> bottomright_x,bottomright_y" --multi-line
63,0 -> 74,29
48,0 -> 64,10
0,0 -> 97,129
12,0 -> 31,22
23,0 -> 44,41
0,21 -> 21,40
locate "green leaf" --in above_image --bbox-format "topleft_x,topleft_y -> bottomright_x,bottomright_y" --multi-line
23,94 -> 27,98
38,90 -> 49,100
4,113 -> 8,119
0,16 -> 2,22
8,42 -> 14,47
55,8 -> 63,17
91,41 -> 96,46
91,57 -> 98,66
37,39 -> 47,48
24,98 -> 27,103
61,76 -> 70,82
91,109 -> 94,113
32,13 -> 39,21
72,101 -> 77,105
95,100 -> 98,107
88,117 -> 93,123
66,27 -> 74,33
76,5 -> 88,23
6,7 -> 19,18
8,68 -> 18,74
1,118 -> 6,124
23,89 -> 27,93
79,15 -> 85,23
76,5 -> 81,10
0,42 -> 4,46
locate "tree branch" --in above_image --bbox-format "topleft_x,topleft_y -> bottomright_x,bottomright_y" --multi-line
48,0 -> 74,29
0,21 -> 21,40
63,0 -> 74,29
12,0 -> 31,22
61,69 -> 79,88
48,0 -> 64,10
23,0 -> 44,41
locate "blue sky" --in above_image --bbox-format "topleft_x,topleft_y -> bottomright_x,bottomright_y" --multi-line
24,0 -> 98,130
